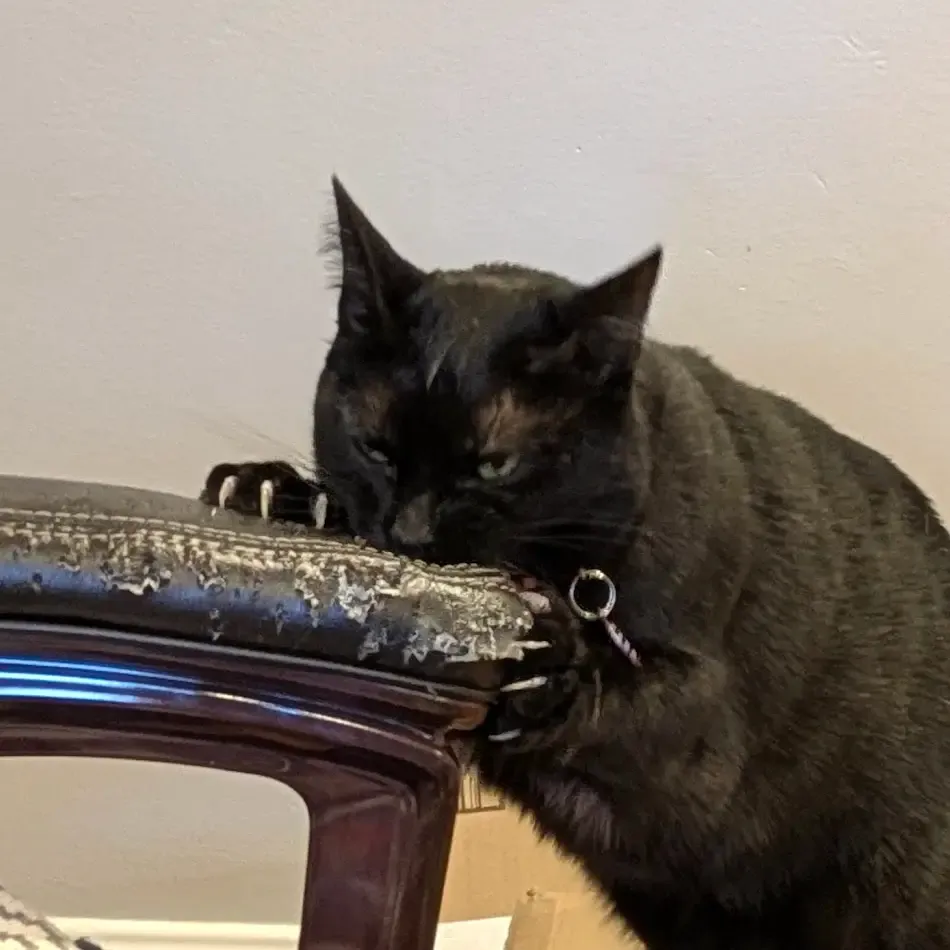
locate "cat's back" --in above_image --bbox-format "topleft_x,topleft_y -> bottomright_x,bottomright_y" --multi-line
646,338 -> 950,583
633,340 -> 950,937
640,337 -> 950,738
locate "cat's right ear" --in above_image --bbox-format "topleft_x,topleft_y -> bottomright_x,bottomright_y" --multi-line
327,177 -> 424,339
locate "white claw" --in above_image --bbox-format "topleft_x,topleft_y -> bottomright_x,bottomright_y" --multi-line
514,640 -> 553,653
519,590 -> 552,614
260,479 -> 275,521
217,475 -> 239,510
500,675 -> 549,693
488,729 -> 523,743
312,492 -> 328,530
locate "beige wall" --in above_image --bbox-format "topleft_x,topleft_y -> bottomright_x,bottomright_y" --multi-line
2,0 -> 950,926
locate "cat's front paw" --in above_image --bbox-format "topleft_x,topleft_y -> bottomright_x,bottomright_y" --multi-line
483,578 -> 588,746
200,460 -> 321,526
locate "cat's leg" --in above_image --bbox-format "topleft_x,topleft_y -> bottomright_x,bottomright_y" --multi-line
476,577 -> 590,746
200,460 -> 326,527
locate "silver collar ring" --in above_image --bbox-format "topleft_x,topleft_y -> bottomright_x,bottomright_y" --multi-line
568,568 -> 617,621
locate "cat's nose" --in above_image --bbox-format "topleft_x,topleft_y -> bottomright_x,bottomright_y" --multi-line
389,493 -> 435,550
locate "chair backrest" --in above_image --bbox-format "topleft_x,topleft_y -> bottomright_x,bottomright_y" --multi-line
0,477 -> 532,950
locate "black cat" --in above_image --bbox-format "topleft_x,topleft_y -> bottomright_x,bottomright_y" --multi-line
202,177 -> 950,949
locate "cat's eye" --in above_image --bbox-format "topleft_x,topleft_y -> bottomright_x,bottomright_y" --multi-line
476,453 -> 521,482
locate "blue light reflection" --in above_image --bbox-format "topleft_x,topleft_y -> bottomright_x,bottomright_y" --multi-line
0,655 -> 312,721
0,655 -> 198,706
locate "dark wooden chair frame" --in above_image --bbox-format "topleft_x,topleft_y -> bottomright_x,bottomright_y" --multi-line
0,478 -> 525,950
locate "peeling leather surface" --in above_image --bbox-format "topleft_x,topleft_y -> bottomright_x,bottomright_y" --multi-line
0,477 -> 541,690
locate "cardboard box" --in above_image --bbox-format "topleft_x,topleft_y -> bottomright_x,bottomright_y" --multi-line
439,774 -> 589,922
504,892 -> 643,950
439,775 -> 619,933
438,775 -> 646,946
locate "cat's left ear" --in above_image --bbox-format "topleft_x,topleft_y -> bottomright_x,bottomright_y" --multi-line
329,176 -> 425,339
528,246 -> 663,383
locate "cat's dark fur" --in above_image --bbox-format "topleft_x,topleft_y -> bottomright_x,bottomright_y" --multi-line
203,178 -> 950,949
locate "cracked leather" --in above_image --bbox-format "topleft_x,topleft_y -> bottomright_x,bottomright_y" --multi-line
0,476 -> 544,690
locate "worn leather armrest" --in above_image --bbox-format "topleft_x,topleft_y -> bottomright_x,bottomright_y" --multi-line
0,476 -> 543,690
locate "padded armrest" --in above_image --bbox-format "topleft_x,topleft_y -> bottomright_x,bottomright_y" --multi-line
0,476 -> 542,691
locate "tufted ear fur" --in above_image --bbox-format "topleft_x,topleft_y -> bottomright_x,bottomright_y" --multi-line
522,247 -> 663,388
328,176 -> 425,339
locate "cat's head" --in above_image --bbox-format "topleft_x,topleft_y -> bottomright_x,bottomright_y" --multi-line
313,177 -> 661,584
